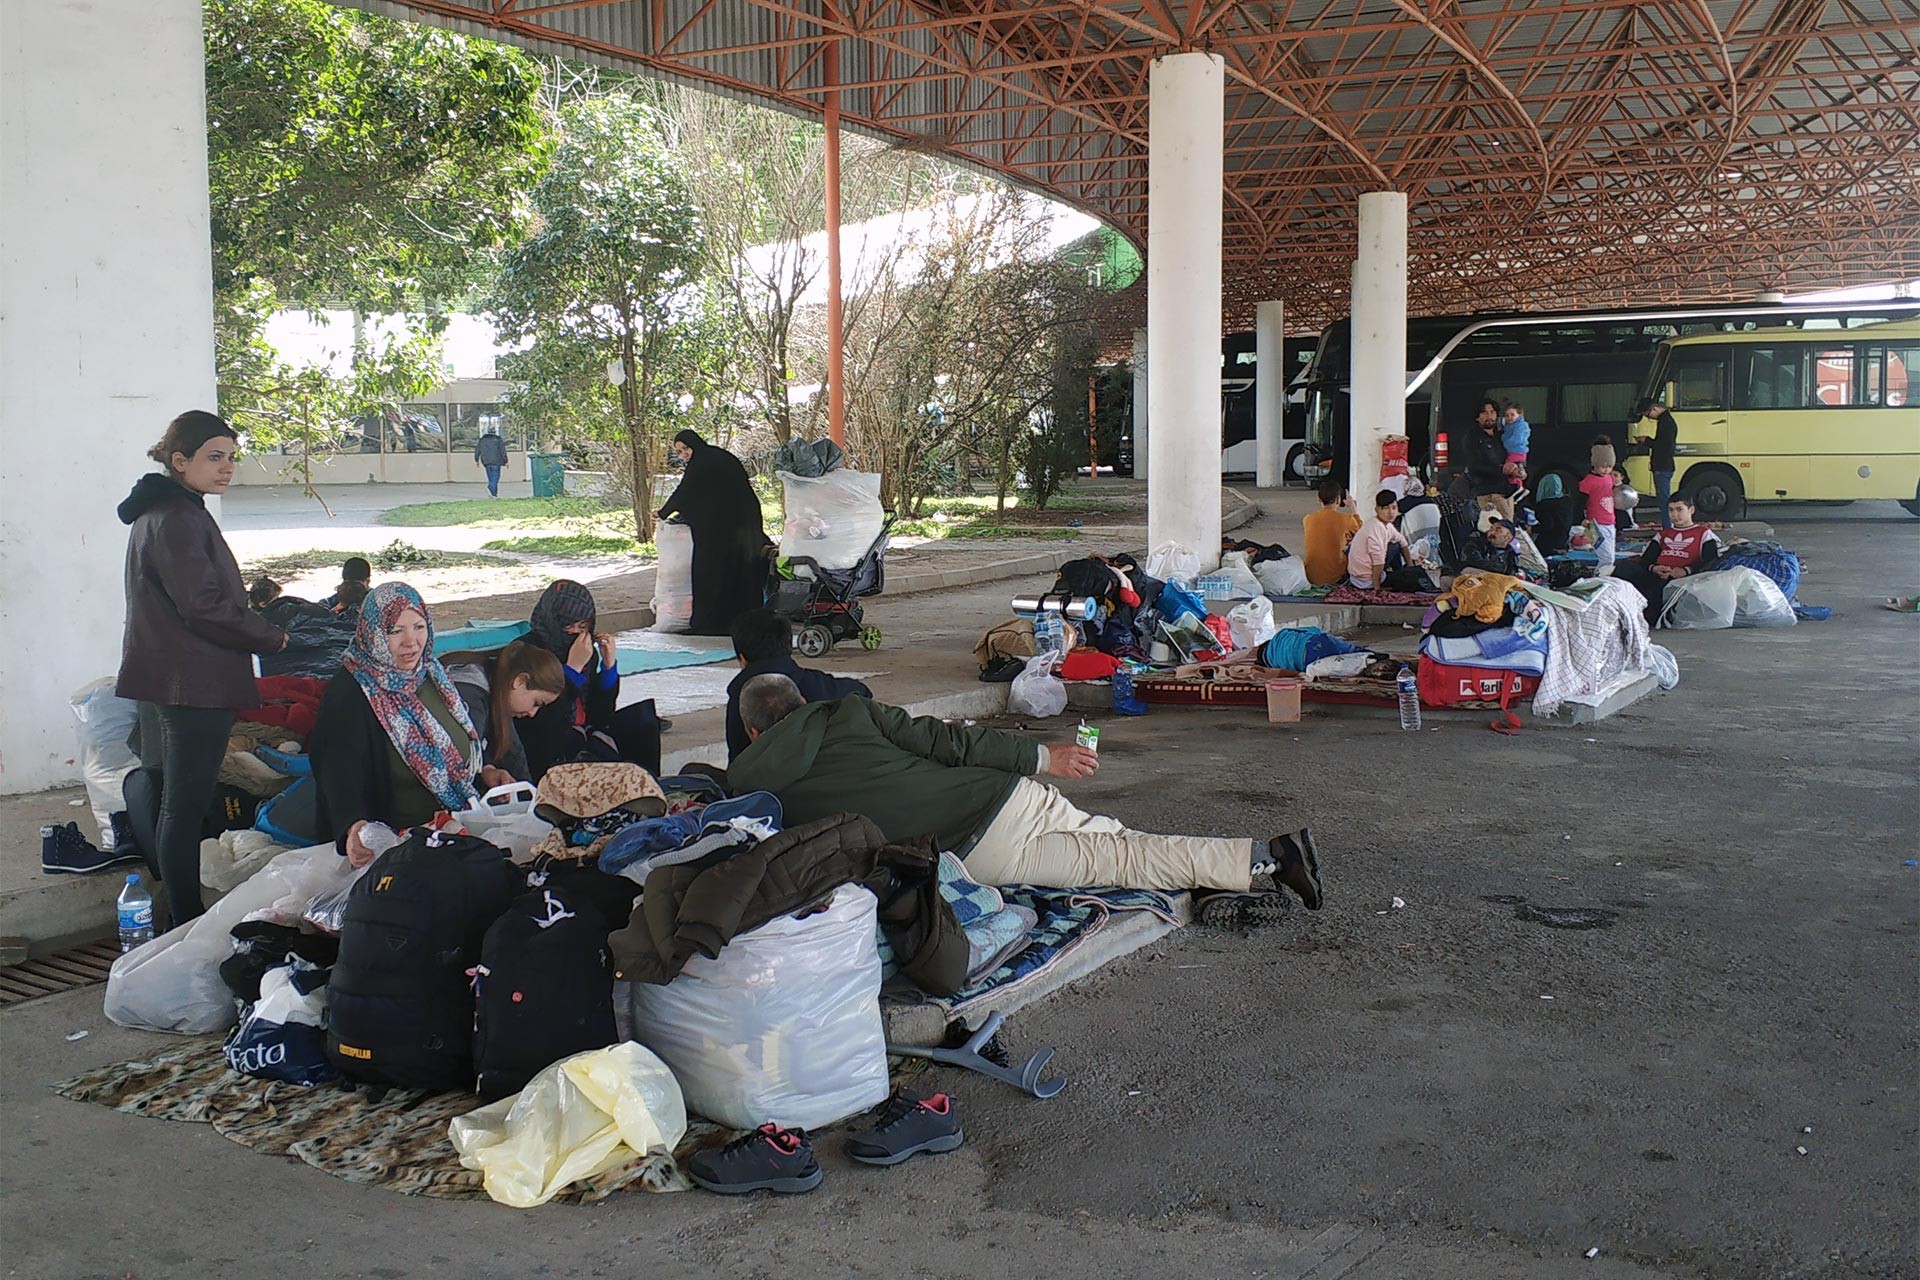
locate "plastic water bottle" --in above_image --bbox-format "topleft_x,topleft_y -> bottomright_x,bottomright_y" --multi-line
1034,611 -> 1066,656
116,873 -> 155,953
1396,666 -> 1422,732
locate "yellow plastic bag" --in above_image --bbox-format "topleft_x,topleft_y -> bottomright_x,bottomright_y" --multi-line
448,1042 -> 688,1208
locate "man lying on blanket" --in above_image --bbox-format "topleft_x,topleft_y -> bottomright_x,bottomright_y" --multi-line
727,676 -> 1322,920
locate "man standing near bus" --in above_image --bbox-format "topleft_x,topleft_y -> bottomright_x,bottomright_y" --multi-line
1464,400 -> 1513,519
1634,397 -> 1680,527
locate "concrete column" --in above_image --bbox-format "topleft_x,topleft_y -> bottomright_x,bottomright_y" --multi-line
0,0 -> 218,793
1348,191 -> 1408,503
1145,52 -> 1224,570
1254,299 -> 1286,488
1130,328 -> 1148,482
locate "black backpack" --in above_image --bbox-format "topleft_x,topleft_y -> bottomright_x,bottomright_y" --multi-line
326,830 -> 523,1092
472,881 -> 619,1101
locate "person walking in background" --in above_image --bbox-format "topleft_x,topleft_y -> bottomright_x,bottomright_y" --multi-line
657,429 -> 771,635
474,424 -> 509,498
1634,397 -> 1681,527
110,411 -> 288,922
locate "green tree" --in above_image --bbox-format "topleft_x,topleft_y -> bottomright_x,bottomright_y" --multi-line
486,95 -> 707,540
203,0 -> 547,450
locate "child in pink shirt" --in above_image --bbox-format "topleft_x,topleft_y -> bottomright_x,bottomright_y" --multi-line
1577,438 -> 1618,571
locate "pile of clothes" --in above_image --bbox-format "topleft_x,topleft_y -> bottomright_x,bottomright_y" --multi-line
121,760 -> 979,1153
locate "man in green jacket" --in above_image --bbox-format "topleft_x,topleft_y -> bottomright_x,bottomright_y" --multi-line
728,676 -> 1321,908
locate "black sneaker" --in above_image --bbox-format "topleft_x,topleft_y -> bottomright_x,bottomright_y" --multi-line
40,822 -> 141,876
846,1089 -> 964,1166
109,811 -> 139,860
685,1124 -> 823,1195
1268,828 -> 1322,910
1195,889 -> 1294,930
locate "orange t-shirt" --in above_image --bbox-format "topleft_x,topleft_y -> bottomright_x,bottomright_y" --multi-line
1301,507 -> 1364,586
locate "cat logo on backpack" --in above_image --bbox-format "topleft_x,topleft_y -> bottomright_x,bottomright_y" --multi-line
375,875 -> 395,892
335,1043 -> 373,1060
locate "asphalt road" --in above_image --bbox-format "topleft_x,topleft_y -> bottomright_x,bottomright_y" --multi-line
3,509 -> 1915,1280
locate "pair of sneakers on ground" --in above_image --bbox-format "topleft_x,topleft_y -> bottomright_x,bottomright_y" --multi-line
687,1087 -> 962,1195
1195,827 -> 1322,931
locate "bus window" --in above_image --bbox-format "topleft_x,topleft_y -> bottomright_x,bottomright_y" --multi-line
1670,349 -> 1729,409
1737,347 -> 1804,409
1561,381 -> 1637,424
1485,386 -> 1549,420
1865,344 -> 1917,407
1811,347 -> 1858,406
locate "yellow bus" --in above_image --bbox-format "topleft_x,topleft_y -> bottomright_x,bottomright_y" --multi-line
1627,318 -> 1919,519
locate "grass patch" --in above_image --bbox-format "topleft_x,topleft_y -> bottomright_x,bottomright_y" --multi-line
379,495 -> 626,528
243,548 -> 517,579
892,519 -> 1082,541
482,533 -> 654,557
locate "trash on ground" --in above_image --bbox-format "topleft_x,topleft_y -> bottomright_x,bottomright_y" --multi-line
65,1030 -> 88,1041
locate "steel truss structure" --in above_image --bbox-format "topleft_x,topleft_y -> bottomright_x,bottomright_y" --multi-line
351,0 -> 1920,329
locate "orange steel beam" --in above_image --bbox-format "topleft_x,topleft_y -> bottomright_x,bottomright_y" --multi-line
362,0 -> 1920,332
824,3 -> 845,448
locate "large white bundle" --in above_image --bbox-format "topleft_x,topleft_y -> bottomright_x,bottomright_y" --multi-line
627,884 -> 887,1131
650,521 -> 694,633
778,470 -> 884,571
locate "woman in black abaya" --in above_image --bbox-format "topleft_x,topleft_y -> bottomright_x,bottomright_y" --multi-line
657,429 -> 769,635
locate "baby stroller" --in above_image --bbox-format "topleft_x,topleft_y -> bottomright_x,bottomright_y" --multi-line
770,514 -> 896,657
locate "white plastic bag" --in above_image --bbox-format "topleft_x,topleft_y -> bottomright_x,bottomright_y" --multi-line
104,843 -> 356,1034
449,1043 -> 688,1209
1227,597 -> 1278,651
199,828 -> 289,894
650,522 -> 694,633
628,884 -> 888,1131
1726,566 -> 1796,627
70,678 -> 140,847
1007,654 -> 1069,718
778,469 -> 884,571
1660,567 -> 1795,630
1647,643 -> 1680,690
1254,556 -> 1309,598
223,958 -> 333,1086
1207,551 -> 1266,601
1144,541 -> 1200,585
453,782 -> 553,861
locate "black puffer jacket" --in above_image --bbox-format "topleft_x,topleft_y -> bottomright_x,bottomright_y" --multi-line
115,474 -> 285,708
608,812 -> 966,995
1461,425 -> 1510,497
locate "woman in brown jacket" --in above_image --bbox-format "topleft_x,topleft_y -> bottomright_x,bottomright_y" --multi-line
116,411 -> 287,923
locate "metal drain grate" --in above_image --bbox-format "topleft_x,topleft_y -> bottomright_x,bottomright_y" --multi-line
0,940 -> 121,1007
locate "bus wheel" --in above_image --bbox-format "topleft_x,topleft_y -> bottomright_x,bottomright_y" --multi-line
1682,465 -> 1745,521
1286,444 -> 1308,484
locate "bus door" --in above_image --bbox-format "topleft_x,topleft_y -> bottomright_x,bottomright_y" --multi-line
1804,338 -> 1920,499
1723,342 -> 1811,499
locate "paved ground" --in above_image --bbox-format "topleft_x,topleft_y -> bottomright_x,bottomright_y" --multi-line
4,503 -> 1915,1279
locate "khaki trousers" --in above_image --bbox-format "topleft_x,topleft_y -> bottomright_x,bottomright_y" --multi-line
963,778 -> 1253,893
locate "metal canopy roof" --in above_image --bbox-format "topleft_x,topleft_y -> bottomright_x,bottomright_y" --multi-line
353,0 -> 1920,329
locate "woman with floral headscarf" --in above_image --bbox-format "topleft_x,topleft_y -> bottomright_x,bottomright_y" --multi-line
311,583 -> 482,866
518,579 -> 663,779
